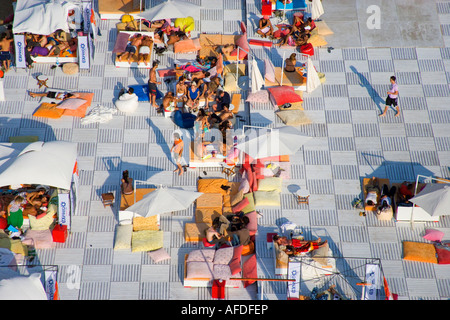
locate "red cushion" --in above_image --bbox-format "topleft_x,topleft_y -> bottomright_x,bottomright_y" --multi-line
229,245 -> 243,275
300,43 -> 314,56
435,244 -> 450,264
267,86 -> 303,106
232,197 -> 250,214
243,254 -> 257,287
202,237 -> 215,247
0,217 -> 7,229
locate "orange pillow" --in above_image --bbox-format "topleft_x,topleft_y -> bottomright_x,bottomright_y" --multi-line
33,102 -> 64,119
174,39 -> 201,54
403,241 -> 438,264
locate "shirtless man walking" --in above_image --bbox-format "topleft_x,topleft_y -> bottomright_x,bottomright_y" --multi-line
148,60 -> 161,109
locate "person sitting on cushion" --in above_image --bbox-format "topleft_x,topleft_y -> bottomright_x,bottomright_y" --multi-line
118,87 -> 137,100
162,91 -> 176,112
284,53 -> 297,72
256,16 -> 273,38
212,89 -> 231,112
186,81 -> 201,112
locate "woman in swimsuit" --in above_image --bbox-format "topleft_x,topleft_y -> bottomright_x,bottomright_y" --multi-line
284,53 -> 297,73
187,81 -> 200,111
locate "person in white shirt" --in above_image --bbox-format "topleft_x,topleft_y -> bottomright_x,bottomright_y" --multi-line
118,87 -> 137,101
379,76 -> 400,117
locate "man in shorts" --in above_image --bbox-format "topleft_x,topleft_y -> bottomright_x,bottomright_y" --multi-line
148,60 -> 161,109
379,76 -> 400,117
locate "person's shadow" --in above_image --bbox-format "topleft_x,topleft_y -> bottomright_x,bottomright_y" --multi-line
349,65 -> 385,113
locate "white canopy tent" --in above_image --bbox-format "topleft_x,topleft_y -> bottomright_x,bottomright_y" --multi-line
0,141 -> 77,191
13,0 -> 73,35
12,0 -> 96,69
0,141 -> 79,229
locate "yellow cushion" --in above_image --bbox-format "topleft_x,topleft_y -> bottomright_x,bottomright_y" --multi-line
195,208 -> 222,224
196,193 -> 223,208
0,238 -> 28,256
121,14 -> 134,23
308,34 -> 328,47
197,178 -> 229,195
133,215 -> 159,232
131,230 -> 163,252
403,241 -> 438,264
184,222 -> 210,242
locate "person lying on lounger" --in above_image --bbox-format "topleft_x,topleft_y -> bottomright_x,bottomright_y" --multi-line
138,35 -> 153,66
365,177 -> 381,208
28,91 -> 80,100
118,34 -> 143,64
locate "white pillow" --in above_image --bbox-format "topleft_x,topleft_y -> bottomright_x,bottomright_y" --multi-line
147,248 -> 171,263
56,98 -> 86,110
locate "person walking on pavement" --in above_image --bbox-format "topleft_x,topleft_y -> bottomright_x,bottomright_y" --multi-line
379,76 -> 400,117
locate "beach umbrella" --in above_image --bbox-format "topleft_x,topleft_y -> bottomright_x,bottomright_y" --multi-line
136,0 -> 200,21
236,126 -> 311,160
251,58 -> 265,93
311,0 -> 325,20
306,57 -> 321,93
410,183 -> 450,217
125,185 -> 203,217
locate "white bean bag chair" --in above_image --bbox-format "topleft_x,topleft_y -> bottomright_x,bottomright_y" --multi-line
115,94 -> 139,113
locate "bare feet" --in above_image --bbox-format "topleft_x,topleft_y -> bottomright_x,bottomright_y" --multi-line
378,112 -> 386,117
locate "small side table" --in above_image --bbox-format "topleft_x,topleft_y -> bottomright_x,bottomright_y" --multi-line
296,189 -> 310,205
101,193 -> 115,208
37,75 -> 49,89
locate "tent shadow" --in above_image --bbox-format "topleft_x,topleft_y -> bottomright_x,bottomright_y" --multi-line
0,116 -> 57,144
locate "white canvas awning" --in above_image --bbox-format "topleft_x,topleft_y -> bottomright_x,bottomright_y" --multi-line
13,0 -> 75,35
0,141 -> 77,190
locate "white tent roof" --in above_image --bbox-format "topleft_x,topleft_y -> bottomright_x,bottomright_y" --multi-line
0,141 -> 77,190
13,0 -> 75,35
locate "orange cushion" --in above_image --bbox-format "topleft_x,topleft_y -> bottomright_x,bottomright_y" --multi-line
62,92 -> 94,117
403,241 -> 438,264
174,38 -> 201,54
195,208 -> 222,224
33,102 -> 64,119
197,178 -> 229,195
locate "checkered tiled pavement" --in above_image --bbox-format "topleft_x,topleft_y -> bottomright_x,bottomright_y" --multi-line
0,0 -> 449,300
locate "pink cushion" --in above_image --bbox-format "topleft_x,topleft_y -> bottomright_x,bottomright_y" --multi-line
56,98 -> 87,110
147,248 -> 171,263
246,90 -> 269,103
423,229 -> 444,242
36,212 -> 47,219
239,171 -> 250,193
240,21 -> 247,34
435,243 -> 450,264
229,245 -> 243,275
245,211 -> 257,233
232,197 -> 250,214
230,33 -> 249,59
267,86 -> 303,106
243,254 -> 257,287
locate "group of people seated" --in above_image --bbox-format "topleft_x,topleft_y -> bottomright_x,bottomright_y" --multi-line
205,212 -> 253,249
273,234 -> 328,257
161,70 -> 234,135
257,12 -> 314,47
0,187 -> 52,233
